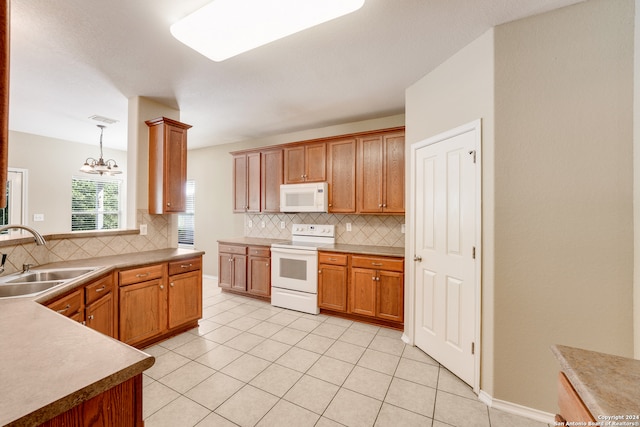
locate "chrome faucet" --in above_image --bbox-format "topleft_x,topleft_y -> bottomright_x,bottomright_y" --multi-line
0,225 -> 47,246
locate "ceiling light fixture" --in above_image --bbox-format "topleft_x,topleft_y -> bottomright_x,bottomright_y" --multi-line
80,125 -> 122,176
170,0 -> 366,62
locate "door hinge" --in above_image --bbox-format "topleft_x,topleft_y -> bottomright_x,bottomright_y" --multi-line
471,342 -> 475,355
472,246 -> 476,259
468,150 -> 476,163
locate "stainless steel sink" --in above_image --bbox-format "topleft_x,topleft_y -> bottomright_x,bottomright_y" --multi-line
3,268 -> 97,284
0,267 -> 99,298
0,280 -> 65,298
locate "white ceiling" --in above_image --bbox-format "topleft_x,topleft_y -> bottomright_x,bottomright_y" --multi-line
8,0 -> 583,151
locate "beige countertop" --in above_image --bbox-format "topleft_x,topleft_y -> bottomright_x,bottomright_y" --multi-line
218,238 -> 405,258
551,344 -> 640,418
0,248 -> 204,427
319,243 -> 405,258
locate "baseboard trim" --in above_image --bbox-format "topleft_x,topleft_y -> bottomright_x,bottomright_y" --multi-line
478,390 -> 555,424
203,274 -> 218,285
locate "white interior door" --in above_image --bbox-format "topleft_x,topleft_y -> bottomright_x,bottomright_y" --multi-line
412,121 -> 480,388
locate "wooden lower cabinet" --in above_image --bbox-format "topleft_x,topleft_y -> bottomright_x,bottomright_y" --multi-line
319,251 -> 404,326
119,277 -> 166,346
46,288 -> 84,319
40,374 -> 144,427
218,243 -> 271,299
86,292 -> 115,337
556,372 -> 596,424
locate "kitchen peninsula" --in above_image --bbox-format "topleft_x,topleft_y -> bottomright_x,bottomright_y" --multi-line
0,248 -> 204,426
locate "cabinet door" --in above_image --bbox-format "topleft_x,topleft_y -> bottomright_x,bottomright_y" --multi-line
233,154 -> 248,212
284,146 -> 306,183
164,124 -> 188,212
261,149 -> 283,213
327,139 -> 356,213
232,255 -> 247,291
357,135 -> 384,213
168,271 -> 202,329
86,293 -> 115,338
119,278 -> 166,346
349,268 -> 376,317
382,133 -> 405,213
318,264 -> 348,312
218,253 -> 233,289
247,152 -> 261,212
248,256 -> 271,296
376,270 -> 404,322
304,142 -> 326,182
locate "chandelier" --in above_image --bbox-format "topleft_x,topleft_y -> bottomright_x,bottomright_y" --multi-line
79,125 -> 122,176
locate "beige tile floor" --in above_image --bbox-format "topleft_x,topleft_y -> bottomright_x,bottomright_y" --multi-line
142,278 -> 552,427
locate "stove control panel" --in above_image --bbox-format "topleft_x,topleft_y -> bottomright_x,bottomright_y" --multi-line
291,223 -> 335,238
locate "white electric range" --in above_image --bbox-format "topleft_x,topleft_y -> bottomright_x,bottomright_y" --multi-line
270,224 -> 335,314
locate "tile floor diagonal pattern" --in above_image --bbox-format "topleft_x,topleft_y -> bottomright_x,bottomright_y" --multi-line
142,278 -> 553,427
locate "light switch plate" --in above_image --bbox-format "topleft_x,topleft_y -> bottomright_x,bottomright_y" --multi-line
346,223 -> 352,232
33,214 -> 44,222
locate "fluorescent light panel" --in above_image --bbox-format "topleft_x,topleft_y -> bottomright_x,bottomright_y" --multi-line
170,0 -> 365,62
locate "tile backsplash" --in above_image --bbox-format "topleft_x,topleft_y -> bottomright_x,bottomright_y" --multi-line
244,213 -> 405,247
0,210 -> 171,275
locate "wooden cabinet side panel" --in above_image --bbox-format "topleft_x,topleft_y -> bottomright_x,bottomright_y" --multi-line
327,139 -> 356,213
168,271 -> 203,329
233,154 -> 248,212
147,124 -> 165,214
164,125 -> 187,212
261,149 -> 283,213
376,270 -> 404,323
383,133 -> 405,213
349,268 -> 377,317
318,264 -> 348,312
357,136 -> 384,212
557,372 -> 596,423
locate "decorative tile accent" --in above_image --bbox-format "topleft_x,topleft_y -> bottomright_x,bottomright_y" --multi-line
244,213 -> 405,247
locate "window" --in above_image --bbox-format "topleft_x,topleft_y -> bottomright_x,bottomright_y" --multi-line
178,180 -> 195,247
71,177 -> 122,231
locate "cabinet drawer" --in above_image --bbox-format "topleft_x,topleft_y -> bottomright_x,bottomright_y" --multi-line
219,244 -> 247,255
351,255 -> 404,272
47,289 -> 83,318
319,252 -> 347,266
85,274 -> 114,305
169,257 -> 202,276
248,246 -> 270,257
119,264 -> 164,286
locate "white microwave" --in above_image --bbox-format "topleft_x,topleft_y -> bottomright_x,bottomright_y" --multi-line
280,182 -> 328,213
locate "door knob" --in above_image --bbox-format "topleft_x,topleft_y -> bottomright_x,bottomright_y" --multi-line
413,255 -> 422,262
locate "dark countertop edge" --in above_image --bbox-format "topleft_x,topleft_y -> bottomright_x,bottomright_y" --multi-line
1,248 -> 203,425
551,344 -> 640,417
6,358 -> 154,427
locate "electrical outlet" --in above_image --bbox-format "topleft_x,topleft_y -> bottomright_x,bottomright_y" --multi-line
401,224 -> 405,234
33,214 -> 44,222
346,223 -> 352,232
248,220 -> 253,228
261,221 -> 266,228
280,221 -> 286,229
140,224 -> 148,235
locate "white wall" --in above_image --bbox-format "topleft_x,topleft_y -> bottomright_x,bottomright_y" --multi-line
8,130 -> 127,235
188,114 -> 405,277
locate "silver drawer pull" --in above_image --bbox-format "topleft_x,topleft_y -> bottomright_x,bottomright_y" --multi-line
136,273 -> 150,278
57,304 -> 71,314
180,263 -> 193,268
95,286 -> 106,292
329,258 -> 337,261
371,262 -> 383,266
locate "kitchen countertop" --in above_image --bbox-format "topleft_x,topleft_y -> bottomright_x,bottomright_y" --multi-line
319,243 -> 405,258
218,238 -> 405,258
551,344 -> 640,418
0,247 -> 204,427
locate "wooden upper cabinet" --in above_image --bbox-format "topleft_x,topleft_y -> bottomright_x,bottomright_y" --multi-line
0,1 -> 9,209
284,142 -> 326,183
145,117 -> 192,214
261,149 -> 283,213
357,132 -> 405,214
327,138 -> 356,213
233,152 -> 261,213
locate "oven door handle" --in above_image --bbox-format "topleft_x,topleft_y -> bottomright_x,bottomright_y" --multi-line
271,247 -> 315,256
